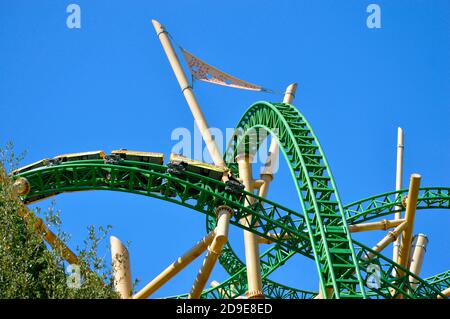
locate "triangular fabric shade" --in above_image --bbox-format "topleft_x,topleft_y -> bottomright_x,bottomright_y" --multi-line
181,48 -> 265,92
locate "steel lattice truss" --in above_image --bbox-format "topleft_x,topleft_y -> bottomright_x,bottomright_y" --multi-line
12,102 -> 449,299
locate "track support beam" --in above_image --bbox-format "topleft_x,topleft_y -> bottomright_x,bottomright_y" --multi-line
408,234 -> 428,289
348,219 -> 405,233
133,230 -> 216,299
237,154 -> 264,299
189,206 -> 232,299
397,174 -> 421,274
363,221 -> 408,261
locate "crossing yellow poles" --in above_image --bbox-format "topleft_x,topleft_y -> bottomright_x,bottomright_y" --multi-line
237,153 -> 264,299
348,219 -> 405,233
408,234 -> 428,289
397,174 -> 421,276
151,19 -> 225,168
189,206 -> 232,298
393,127 -> 404,263
110,236 -> 133,299
133,230 -> 216,299
362,221 -> 408,261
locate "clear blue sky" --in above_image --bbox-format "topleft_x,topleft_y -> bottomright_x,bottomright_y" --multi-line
1,1 -> 449,297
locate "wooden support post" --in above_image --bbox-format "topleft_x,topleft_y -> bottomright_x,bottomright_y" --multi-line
110,236 -> 132,299
408,234 -> 428,289
151,20 -> 225,168
133,230 -> 216,299
189,206 -> 232,299
397,174 -> 421,275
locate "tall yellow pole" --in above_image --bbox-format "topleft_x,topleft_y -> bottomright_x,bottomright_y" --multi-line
110,236 -> 133,299
408,234 -> 428,289
189,206 -> 232,298
393,127 -> 404,263
397,174 -> 421,276
237,153 -> 264,299
151,20 -> 225,168
133,230 -> 215,299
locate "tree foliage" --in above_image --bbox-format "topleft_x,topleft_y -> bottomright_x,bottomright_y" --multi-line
0,142 -> 122,298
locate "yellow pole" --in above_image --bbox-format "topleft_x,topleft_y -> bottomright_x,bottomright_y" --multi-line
397,174 -> 421,276
35,214 -> 79,264
9,176 -> 79,265
237,153 -> 264,299
408,234 -> 428,289
348,219 -> 405,233
6,174 -> 78,266
393,127 -> 404,262
151,20 -> 225,168
189,206 -> 232,298
110,236 -> 133,299
133,230 -> 216,299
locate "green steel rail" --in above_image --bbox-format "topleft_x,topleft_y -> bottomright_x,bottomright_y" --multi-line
424,270 -> 450,294
345,187 -> 450,223
202,187 -> 450,299
15,160 -> 448,298
11,101 -> 449,299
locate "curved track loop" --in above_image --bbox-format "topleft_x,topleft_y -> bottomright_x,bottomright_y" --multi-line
13,102 -> 449,299
226,101 -> 366,298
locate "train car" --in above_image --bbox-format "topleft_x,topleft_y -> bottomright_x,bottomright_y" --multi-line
169,153 -> 225,181
11,159 -> 50,175
111,149 -> 164,165
54,150 -> 106,163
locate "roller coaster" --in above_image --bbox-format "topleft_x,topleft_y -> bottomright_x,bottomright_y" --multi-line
8,20 -> 450,299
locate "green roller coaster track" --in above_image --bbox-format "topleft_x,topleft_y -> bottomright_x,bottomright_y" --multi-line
11,102 -> 449,299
